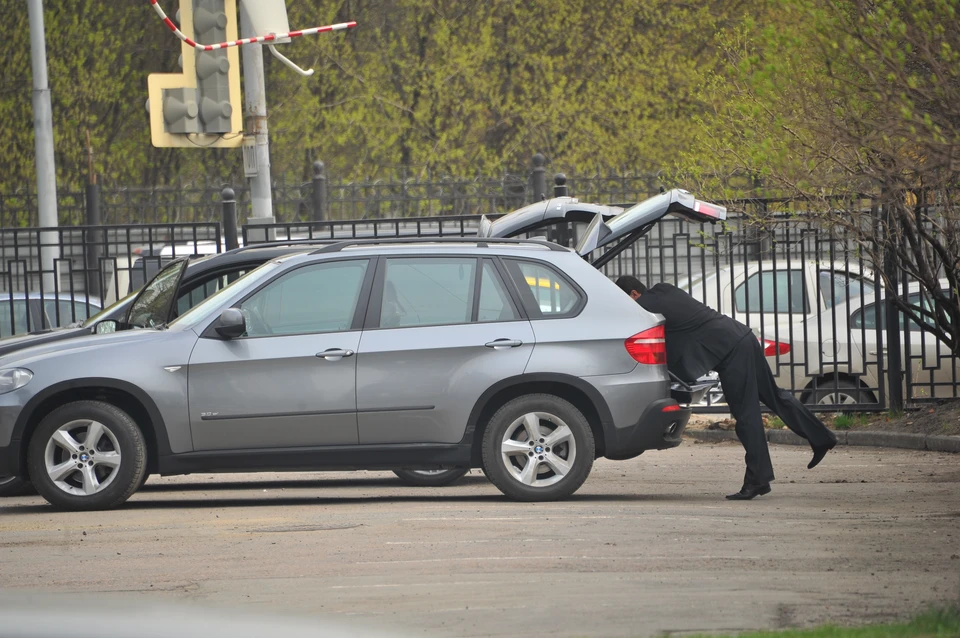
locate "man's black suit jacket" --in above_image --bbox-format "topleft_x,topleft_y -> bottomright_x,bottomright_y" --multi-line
636,282 -> 753,382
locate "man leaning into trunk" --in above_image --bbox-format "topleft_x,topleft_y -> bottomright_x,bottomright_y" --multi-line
615,275 -> 838,500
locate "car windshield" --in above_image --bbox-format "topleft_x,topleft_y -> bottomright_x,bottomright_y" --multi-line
127,260 -> 188,329
170,261 -> 282,328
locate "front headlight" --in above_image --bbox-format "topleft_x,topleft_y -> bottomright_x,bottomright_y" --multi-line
0,369 -> 33,395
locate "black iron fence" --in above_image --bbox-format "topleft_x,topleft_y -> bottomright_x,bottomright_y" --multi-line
1,155 -> 735,227
0,181 -> 955,414
0,223 -> 221,334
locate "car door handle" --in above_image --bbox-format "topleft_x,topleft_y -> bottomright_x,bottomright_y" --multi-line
485,339 -> 523,350
317,348 -> 355,361
869,348 -> 889,356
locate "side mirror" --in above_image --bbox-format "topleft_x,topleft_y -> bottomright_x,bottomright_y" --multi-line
95,320 -> 118,335
215,308 -> 246,339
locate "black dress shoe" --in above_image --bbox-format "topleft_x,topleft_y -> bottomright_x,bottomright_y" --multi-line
726,483 -> 771,500
808,440 -> 837,469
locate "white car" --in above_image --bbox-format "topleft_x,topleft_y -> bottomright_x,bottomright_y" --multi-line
679,262 -> 954,405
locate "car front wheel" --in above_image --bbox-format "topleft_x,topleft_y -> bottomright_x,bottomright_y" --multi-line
27,401 -> 147,511
481,394 -> 594,502
393,468 -> 469,487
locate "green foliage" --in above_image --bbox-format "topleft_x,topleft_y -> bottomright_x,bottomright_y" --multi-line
0,0 -> 750,189
831,413 -> 870,430
683,606 -> 960,637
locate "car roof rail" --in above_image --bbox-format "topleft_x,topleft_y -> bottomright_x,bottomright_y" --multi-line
310,236 -> 568,254
224,239 -> 341,255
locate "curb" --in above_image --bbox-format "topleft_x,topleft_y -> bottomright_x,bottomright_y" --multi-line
685,428 -> 960,453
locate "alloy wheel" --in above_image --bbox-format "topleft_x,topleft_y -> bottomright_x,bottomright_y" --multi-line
817,392 -> 859,406
500,412 -> 577,488
44,420 -> 123,496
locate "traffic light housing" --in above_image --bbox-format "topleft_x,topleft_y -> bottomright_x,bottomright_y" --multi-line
147,0 -> 242,147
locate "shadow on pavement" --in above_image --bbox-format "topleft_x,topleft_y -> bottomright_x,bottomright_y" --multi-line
0,489 -> 711,514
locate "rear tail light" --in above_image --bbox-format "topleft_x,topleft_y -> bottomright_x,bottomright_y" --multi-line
661,403 -> 682,413
626,325 -> 667,365
763,339 -> 791,356
694,200 -> 727,219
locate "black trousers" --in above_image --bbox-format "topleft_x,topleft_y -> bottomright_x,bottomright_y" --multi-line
715,334 -> 838,486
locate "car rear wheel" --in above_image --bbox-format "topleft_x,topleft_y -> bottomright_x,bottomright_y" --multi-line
0,475 -> 35,497
393,468 -> 469,487
807,378 -> 875,407
27,401 -> 147,511
481,394 -> 594,502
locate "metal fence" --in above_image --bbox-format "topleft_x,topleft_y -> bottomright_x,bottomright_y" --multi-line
0,185 -> 955,413
0,157 -> 698,227
0,223 -> 221,335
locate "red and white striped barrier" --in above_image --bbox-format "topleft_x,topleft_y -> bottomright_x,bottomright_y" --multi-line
148,0 -> 356,51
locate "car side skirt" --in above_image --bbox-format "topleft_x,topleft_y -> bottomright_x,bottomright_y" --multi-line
157,443 -> 473,476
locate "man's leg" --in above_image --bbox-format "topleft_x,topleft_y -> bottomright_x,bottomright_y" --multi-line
750,338 -> 838,449
716,339 -> 775,488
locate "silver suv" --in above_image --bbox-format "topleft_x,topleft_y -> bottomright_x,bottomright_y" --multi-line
0,238 -> 690,510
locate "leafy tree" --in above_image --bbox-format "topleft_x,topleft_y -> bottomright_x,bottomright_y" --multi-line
682,0 -> 960,354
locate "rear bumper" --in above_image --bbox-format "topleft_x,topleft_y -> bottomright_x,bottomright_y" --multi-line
603,399 -> 690,461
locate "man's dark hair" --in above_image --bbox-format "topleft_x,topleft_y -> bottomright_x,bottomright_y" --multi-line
616,275 -> 646,295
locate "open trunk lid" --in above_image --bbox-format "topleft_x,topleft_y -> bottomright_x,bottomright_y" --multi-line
575,189 -> 726,259
479,198 -> 623,239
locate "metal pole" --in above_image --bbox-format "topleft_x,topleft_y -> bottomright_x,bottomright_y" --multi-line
531,153 -> 546,202
27,0 -> 59,293
239,4 -> 273,221
312,160 -> 327,222
221,187 -> 239,250
883,196 -> 904,412
84,182 -> 102,298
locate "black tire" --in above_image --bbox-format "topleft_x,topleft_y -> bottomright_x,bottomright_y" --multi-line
806,378 -> 875,408
481,394 -> 594,502
27,401 -> 147,511
0,476 -> 35,497
393,468 -> 469,487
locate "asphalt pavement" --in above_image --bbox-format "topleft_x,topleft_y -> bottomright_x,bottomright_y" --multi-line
1,441 -> 958,637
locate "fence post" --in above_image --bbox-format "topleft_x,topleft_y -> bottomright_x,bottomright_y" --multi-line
312,160 -> 327,221
553,173 -> 568,197
222,187 -> 239,251
84,180 -> 102,298
882,193 -> 904,412
531,153 -> 547,202
552,174 -> 571,246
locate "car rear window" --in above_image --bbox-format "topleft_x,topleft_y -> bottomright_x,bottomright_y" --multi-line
503,259 -> 583,318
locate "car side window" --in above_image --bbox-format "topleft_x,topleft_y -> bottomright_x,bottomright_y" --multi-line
0,300 -> 29,337
819,272 -> 875,309
503,259 -> 582,318
380,257 -> 477,328
240,260 -> 368,337
477,260 -> 520,323
42,300 -> 94,327
851,293 -> 926,332
734,270 -> 807,314
175,269 -> 251,318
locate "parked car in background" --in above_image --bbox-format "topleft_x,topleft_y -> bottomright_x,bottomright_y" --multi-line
765,280 -> 958,405
0,293 -> 102,339
675,260 -> 877,331
0,237 -> 695,511
674,263 -> 958,406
